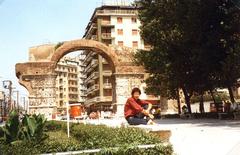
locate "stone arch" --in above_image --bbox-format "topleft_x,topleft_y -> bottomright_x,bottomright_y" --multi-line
16,39 -> 149,119
16,39 -> 121,119
51,39 -> 118,72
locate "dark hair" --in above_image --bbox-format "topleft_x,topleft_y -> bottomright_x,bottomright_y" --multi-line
131,87 -> 141,96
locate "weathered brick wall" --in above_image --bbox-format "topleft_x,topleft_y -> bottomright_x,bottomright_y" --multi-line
114,74 -> 145,116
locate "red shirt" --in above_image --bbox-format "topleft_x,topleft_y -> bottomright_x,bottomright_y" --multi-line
124,97 -> 148,118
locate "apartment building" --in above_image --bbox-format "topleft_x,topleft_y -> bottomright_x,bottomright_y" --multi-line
55,54 -> 86,112
82,5 -> 151,112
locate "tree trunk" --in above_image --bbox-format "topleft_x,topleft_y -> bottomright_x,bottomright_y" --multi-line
210,90 -> 216,104
199,93 -> 205,113
177,90 -> 181,114
227,85 -> 235,103
182,87 -> 192,114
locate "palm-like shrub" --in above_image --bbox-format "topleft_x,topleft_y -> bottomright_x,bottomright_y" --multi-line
0,110 -> 47,144
20,114 -> 47,142
1,110 -> 20,143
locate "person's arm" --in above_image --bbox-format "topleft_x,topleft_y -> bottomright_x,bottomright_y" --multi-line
142,109 -> 154,119
128,98 -> 154,119
128,98 -> 143,112
141,100 -> 153,113
146,103 -> 152,113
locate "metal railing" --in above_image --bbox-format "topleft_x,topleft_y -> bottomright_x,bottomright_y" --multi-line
96,9 -> 137,15
101,33 -> 112,39
103,83 -> 112,89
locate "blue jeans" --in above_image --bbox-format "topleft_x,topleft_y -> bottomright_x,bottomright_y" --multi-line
126,104 -> 150,125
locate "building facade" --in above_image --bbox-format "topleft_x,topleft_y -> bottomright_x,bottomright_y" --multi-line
55,54 -> 86,113
82,5 -> 153,113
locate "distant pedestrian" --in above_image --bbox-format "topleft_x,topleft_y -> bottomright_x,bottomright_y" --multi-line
182,105 -> 188,114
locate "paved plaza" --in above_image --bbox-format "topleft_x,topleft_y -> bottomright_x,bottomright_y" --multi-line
77,118 -> 240,155
155,119 -> 240,155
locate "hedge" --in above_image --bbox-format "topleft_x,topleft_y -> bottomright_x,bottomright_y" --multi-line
0,121 -> 173,155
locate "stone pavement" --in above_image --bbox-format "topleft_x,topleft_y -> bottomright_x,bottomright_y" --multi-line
154,119 -> 240,155
76,118 -> 240,155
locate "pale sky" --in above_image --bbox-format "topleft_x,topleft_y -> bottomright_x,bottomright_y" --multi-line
0,0 -> 133,103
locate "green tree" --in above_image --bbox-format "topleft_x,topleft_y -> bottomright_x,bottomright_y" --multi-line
134,0 -> 240,113
215,1 -> 240,103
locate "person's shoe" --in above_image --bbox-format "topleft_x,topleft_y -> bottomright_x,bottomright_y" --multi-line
147,119 -> 156,125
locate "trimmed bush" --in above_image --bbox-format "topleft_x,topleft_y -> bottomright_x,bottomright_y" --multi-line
44,120 -> 66,132
0,140 -> 40,155
70,124 -> 162,149
99,144 -> 173,155
1,121 -> 173,155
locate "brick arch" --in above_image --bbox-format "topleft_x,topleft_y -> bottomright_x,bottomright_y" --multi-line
51,39 -> 118,72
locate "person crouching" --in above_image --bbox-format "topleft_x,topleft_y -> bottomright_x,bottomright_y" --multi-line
124,87 -> 156,125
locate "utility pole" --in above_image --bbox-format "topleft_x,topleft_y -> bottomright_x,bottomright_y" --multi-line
3,80 -> 13,114
22,97 -> 26,112
3,93 -> 6,118
0,91 -> 3,119
17,91 -> 19,112
13,90 -> 19,112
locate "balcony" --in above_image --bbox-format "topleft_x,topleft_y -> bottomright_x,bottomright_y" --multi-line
68,91 -> 79,95
80,87 -> 87,91
101,33 -> 113,40
80,75 -> 87,79
68,77 -> 77,81
91,35 -> 98,41
103,70 -> 112,76
68,84 -> 78,88
85,23 -> 97,37
69,98 -> 79,102
55,68 -> 68,73
85,72 -> 99,84
81,94 -> 87,97
68,70 -> 77,75
86,84 -> 99,94
83,52 -> 93,65
103,83 -> 112,89
92,72 -> 99,79
101,21 -> 114,28
84,59 -> 98,73
102,59 -> 109,64
84,96 -> 112,105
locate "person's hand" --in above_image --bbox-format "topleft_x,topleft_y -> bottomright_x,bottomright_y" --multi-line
145,109 -> 150,114
149,114 -> 154,119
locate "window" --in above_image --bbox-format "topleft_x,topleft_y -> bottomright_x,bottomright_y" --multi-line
132,29 -> 138,35
131,17 -> 137,23
117,29 -> 123,35
118,41 -> 124,46
132,41 -> 138,48
117,17 -> 122,23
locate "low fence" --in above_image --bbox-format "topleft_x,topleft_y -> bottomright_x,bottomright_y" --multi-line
42,144 -> 165,155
